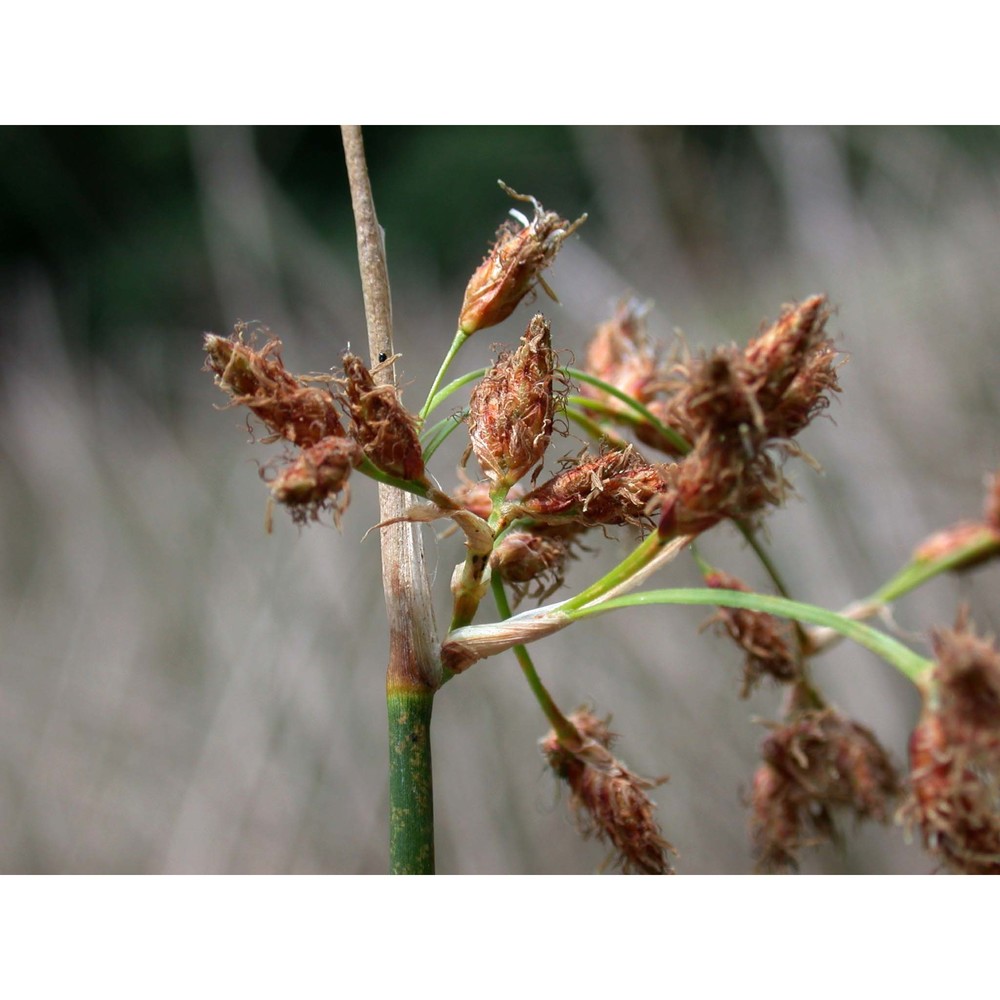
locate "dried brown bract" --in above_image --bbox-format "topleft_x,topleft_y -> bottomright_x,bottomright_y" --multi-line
750,708 -> 900,872
541,710 -> 675,875
204,328 -> 346,446
468,314 -> 559,490
702,571 -> 799,696
458,184 -> 586,335
342,354 -> 427,485
506,446 -> 672,529
903,614 -> 1000,874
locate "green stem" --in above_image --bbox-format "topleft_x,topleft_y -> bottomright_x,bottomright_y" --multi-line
566,394 -> 644,428
356,456 -> 434,501
343,126 -> 440,876
563,367 -> 690,455
565,406 -> 630,449
567,587 -> 933,685
871,532 -> 1000,604
387,687 -> 435,874
491,574 -> 578,744
419,330 -> 470,422
421,409 -> 469,463
734,521 -> 792,598
804,530 -> 1000,658
421,368 -> 487,425
561,530 -> 668,613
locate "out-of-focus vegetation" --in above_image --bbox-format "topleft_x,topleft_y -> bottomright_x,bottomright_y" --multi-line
2,126 -> 999,872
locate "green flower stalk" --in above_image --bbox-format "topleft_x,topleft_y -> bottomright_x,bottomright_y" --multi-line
443,586 -> 933,686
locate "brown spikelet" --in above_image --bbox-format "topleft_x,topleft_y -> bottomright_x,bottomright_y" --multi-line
912,521 -> 1000,571
902,614 -> 1000,873
507,446 -> 672,529
749,708 -> 900,872
490,528 -> 577,603
742,295 -> 838,436
582,298 -> 662,409
702,571 -> 800,696
342,354 -> 427,484
468,314 -> 558,489
649,296 -> 841,535
265,435 -> 362,527
458,185 -> 586,335
541,710 -> 675,875
204,327 -> 346,446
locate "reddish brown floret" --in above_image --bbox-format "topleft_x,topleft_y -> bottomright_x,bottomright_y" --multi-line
912,521 -> 1000,570
582,299 -> 662,409
702,571 -> 800,696
508,447 -> 672,529
266,436 -> 362,527
342,354 -> 427,485
490,528 -> 578,603
742,295 -> 837,436
903,615 -> 1000,873
204,328 -> 346,447
750,709 -> 900,872
985,470 -> 1000,531
468,314 -> 558,489
458,187 -> 586,335
541,710 -> 675,875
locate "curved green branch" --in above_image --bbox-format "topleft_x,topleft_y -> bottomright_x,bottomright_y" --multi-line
421,409 -> 469,463
567,587 -> 932,685
419,330 -> 471,422
562,366 -> 690,455
421,364 -> 486,423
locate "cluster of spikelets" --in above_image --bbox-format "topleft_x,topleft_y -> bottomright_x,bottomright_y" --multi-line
205,184 -> 1000,875
903,613 -> 1000,874
577,293 -> 840,536
202,189 -> 844,875
739,473 -> 1000,873
749,705 -> 900,872
744,607 -> 1000,875
204,329 -> 430,530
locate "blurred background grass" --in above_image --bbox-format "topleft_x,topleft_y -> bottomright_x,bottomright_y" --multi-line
2,125 -> 999,873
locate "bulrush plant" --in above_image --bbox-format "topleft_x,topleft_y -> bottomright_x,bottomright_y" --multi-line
203,128 -> 1000,874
